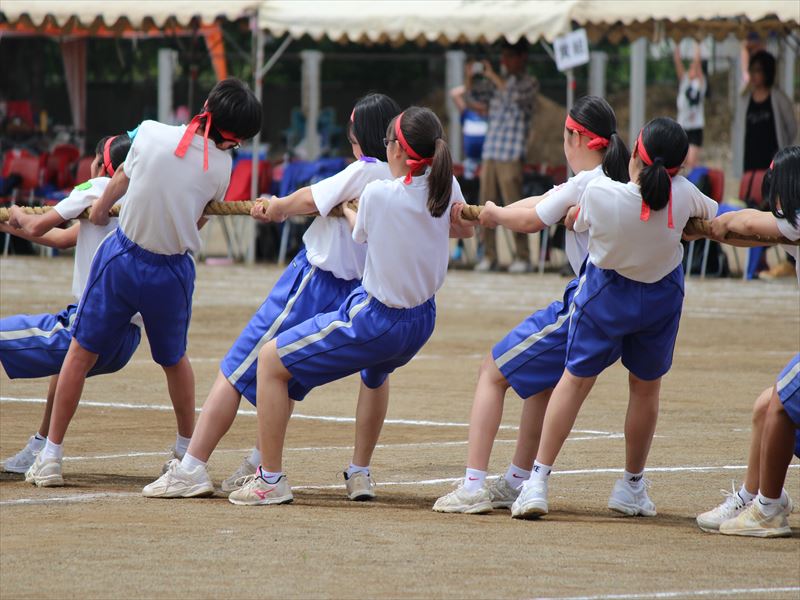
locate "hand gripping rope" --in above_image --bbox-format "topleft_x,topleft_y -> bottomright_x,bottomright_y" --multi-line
0,202 -> 796,247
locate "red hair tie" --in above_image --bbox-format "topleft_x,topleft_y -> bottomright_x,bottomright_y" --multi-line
174,102 -> 242,171
350,108 -> 355,123
394,112 -> 433,184
565,115 -> 610,151
769,159 -> 775,170
103,136 -> 117,177
636,130 -> 680,229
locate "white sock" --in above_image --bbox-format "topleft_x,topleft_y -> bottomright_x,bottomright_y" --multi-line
463,468 -> 487,492
40,439 -> 63,461
346,463 -> 370,478
529,461 -> 552,482
779,489 -> 790,509
180,453 -> 206,472
756,492 -> 782,518
248,447 -> 261,467
257,466 -> 284,484
738,484 -> 756,504
175,434 -> 191,458
504,463 -> 531,490
30,434 -> 46,451
624,469 -> 645,490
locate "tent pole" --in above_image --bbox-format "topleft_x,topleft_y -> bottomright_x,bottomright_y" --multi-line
445,50 -> 466,162
589,51 -> 607,97
301,50 -> 324,160
629,37 -> 647,145
780,37 -> 796,98
247,12 -> 265,265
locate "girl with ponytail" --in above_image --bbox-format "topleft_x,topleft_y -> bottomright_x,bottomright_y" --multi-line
228,107 -> 474,507
511,117 -> 719,521
435,96 -> 632,515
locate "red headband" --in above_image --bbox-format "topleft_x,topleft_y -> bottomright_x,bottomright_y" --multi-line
769,159 -> 775,170
565,115 -> 610,151
636,130 -> 680,229
394,112 -> 433,184
175,102 -> 242,171
103,136 -> 117,177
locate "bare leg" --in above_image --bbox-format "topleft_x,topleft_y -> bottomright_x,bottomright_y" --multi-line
744,387 -> 771,494
758,388 -> 797,499
351,379 -> 389,468
162,355 -> 195,439
256,340 -> 294,472
36,375 -> 58,438
185,370 -> 242,463
624,373 -> 661,473
535,370 -> 597,466
466,354 -> 511,471
47,339 -> 98,444
511,389 -> 552,471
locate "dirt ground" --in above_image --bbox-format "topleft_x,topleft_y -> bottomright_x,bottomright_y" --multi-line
1,253 -> 798,600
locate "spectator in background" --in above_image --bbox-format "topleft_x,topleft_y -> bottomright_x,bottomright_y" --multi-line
475,40 -> 538,273
734,50 -> 798,278
673,42 -> 706,171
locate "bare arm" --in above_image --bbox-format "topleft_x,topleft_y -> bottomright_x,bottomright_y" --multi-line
0,221 -> 79,250
672,45 -> 685,81
450,85 -> 467,113
482,60 -> 505,91
251,187 -> 317,223
7,205 -> 66,237
692,43 -> 703,83
90,167 -> 129,226
449,203 -> 475,239
710,209 -> 782,241
479,201 -> 547,234
342,204 -> 357,232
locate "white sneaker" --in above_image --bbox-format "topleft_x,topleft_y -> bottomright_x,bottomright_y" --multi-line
511,479 -> 548,519
607,478 -> 657,517
25,454 -> 64,487
487,476 -> 521,509
3,437 -> 43,473
473,258 -> 497,272
160,446 -> 184,475
142,459 -> 215,498
433,481 -> 493,514
508,260 -> 532,274
719,502 -> 792,538
228,469 -> 293,506
221,457 -> 258,494
343,471 -> 376,501
696,482 -> 750,532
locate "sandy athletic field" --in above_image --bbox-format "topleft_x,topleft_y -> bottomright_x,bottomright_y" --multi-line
1,253 -> 798,599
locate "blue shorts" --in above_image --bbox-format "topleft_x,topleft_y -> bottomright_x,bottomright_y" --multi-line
565,262 -> 684,380
275,288 -> 436,400
73,228 -> 194,367
493,276 -> 582,398
220,249 -> 360,406
775,353 -> 800,458
0,305 -> 140,379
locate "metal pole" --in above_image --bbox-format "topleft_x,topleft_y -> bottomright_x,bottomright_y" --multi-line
246,13 -> 266,265
629,37 -> 647,145
301,50 -> 324,160
445,50 -> 466,162
781,37 -> 797,99
589,51 -> 607,98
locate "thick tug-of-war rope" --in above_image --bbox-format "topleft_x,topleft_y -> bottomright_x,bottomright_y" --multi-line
0,202 -> 796,246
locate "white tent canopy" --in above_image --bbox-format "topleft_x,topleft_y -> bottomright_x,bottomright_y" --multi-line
0,0 -> 259,28
257,0 -> 575,44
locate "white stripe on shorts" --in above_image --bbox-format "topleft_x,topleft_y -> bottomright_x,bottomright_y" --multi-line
226,266 -> 317,385
494,273 -> 587,370
277,294 -> 372,359
0,310 -> 76,341
776,359 -> 800,395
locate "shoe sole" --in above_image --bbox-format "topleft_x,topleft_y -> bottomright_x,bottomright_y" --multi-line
511,502 -> 548,519
348,492 -> 376,502
719,526 -> 792,538
34,475 -> 65,487
696,520 -> 721,533
608,500 -> 656,517
143,485 -> 215,499
228,494 -> 294,506
433,501 -> 493,514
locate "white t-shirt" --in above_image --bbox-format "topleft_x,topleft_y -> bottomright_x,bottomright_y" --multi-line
119,120 -> 231,255
354,173 -> 465,308
575,175 -> 719,283
54,177 -> 120,301
776,217 -> 800,286
677,74 -> 706,131
305,159 -> 392,281
535,165 -> 603,275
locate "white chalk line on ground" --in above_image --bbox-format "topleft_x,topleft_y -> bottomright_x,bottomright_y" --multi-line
0,396 -> 613,435
534,586 -> 800,600
2,464 -> 798,506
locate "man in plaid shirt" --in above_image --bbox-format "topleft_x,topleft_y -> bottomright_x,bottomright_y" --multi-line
476,40 -> 539,273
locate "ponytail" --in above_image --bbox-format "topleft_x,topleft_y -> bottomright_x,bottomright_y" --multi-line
638,160 -> 672,211
568,95 -> 629,184
391,106 -> 453,218
428,138 -> 453,218
635,117 -> 687,227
